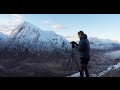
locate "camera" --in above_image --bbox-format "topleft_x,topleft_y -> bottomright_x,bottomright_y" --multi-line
70,41 -> 77,48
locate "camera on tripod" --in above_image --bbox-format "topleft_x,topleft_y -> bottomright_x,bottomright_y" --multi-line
64,41 -> 80,75
70,41 -> 78,48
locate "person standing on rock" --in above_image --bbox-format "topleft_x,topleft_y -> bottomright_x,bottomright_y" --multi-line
71,31 -> 90,77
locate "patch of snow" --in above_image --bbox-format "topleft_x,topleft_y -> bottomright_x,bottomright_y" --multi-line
113,62 -> 120,69
105,50 -> 120,59
67,72 -> 80,77
95,62 -> 120,77
98,66 -> 112,77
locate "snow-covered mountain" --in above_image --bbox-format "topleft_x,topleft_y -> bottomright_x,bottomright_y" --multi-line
0,21 -> 71,56
76,37 -> 120,50
89,37 -> 120,50
0,32 -> 7,41
0,21 -> 120,56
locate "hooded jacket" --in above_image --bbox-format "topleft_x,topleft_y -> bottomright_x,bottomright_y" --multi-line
77,34 -> 90,58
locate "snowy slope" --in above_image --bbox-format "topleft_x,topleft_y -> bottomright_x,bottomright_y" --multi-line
68,62 -> 120,77
67,72 -> 80,77
94,62 -> 120,77
68,50 -> 120,77
0,21 -> 71,55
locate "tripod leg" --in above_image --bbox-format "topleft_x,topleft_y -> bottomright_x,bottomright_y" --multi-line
64,56 -> 72,75
69,59 -> 72,75
73,54 -> 80,71
68,54 -> 74,75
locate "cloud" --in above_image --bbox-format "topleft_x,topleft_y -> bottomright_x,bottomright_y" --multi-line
43,19 -> 52,24
8,14 -> 24,27
0,14 -> 25,27
11,14 -> 24,19
65,35 -> 79,41
0,14 -> 25,35
52,25 -> 66,29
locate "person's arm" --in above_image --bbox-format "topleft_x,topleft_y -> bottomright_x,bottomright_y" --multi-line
71,41 -> 79,52
74,44 -> 79,52
75,43 -> 78,46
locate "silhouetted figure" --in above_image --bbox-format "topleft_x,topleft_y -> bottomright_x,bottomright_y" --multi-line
73,31 -> 90,77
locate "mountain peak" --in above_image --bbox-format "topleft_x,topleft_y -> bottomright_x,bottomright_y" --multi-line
20,21 -> 34,26
18,21 -> 40,30
10,21 -> 43,36
1,21 -> 71,55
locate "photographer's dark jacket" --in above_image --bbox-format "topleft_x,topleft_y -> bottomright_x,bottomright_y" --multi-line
76,34 -> 90,58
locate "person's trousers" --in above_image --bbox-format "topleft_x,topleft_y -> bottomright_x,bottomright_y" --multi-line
80,57 -> 90,77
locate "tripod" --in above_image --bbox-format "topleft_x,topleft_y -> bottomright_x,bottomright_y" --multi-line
64,48 -> 80,75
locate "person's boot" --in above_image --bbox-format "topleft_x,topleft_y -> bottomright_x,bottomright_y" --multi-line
85,70 -> 89,77
80,71 -> 84,77
80,64 -> 84,77
85,65 -> 89,77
